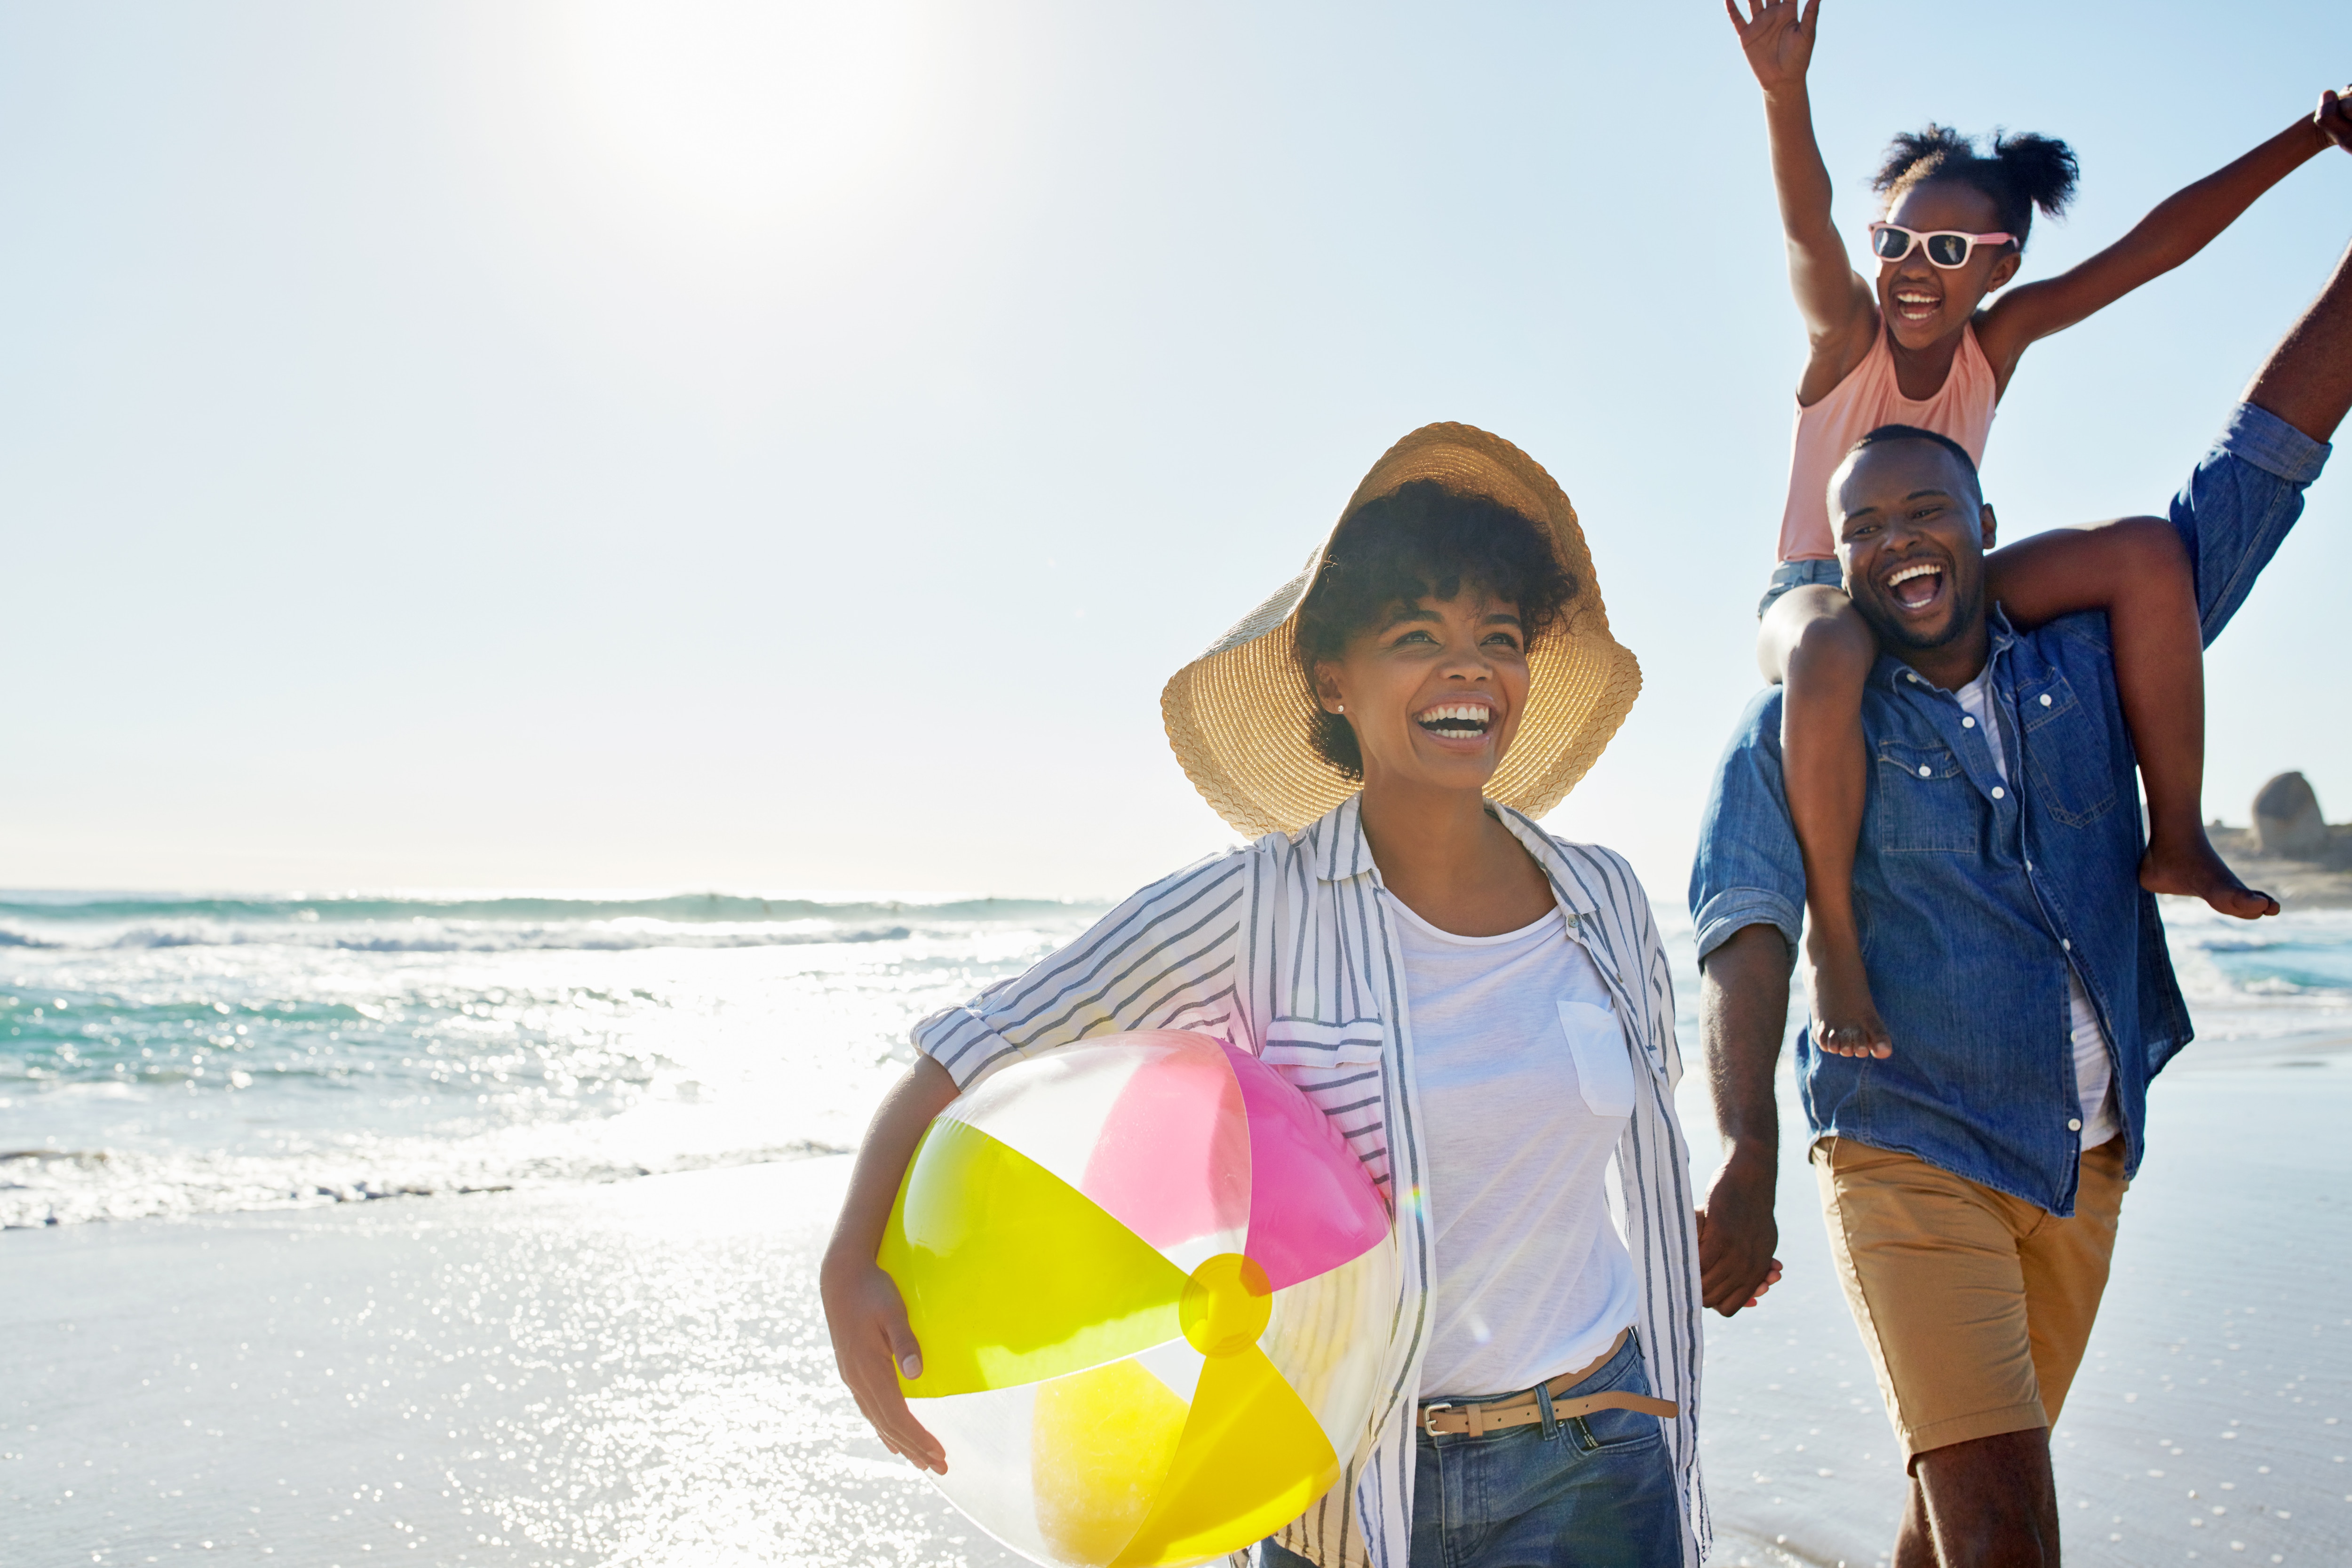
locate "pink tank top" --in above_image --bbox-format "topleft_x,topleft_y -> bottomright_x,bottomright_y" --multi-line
1776,324 -> 1997,561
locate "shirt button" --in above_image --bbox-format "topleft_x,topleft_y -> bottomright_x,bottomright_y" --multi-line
1906,672 -> 1920,684
2041,693 -> 2053,707
1963,716 -> 1977,728
2067,1117 -> 2083,1132
1918,764 -> 1933,778
1991,786 -> 2006,799
2061,938 -> 2072,950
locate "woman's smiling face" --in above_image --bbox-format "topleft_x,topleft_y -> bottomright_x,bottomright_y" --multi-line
1313,589 -> 1530,796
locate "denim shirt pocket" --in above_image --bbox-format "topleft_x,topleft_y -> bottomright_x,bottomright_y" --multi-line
1873,740 -> 1975,853
2017,668 -> 2118,828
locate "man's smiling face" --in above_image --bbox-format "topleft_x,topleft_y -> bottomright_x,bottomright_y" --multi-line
1832,436 -> 1997,674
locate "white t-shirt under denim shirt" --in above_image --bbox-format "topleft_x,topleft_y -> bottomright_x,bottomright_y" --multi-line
1382,891 -> 1639,1401
1954,667 -> 2119,1147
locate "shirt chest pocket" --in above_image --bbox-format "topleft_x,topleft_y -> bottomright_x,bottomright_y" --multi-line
2017,669 -> 2118,828
1873,740 -> 1976,853
1557,999 -> 1635,1120
1257,1018 -> 1386,1084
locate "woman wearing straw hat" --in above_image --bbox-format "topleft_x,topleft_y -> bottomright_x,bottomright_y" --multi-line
824,424 -> 1763,1568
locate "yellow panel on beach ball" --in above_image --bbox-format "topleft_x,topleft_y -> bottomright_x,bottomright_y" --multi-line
881,1116 -> 1188,1398
1031,1357 -> 1192,1565
1110,1345 -> 1339,1568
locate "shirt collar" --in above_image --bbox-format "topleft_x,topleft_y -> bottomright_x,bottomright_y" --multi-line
1872,605 -> 2019,695
1304,793 -> 1600,916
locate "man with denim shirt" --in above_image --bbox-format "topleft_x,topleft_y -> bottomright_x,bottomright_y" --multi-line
1689,231 -> 2352,1567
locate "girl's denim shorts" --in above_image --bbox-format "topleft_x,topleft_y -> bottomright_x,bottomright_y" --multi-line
1756,556 -> 1844,617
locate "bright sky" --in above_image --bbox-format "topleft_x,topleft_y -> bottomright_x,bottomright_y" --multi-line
3,1 -> 2347,899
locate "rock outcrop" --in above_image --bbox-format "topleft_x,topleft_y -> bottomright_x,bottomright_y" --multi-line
2253,771 -> 2329,859
2212,772 -> 2352,908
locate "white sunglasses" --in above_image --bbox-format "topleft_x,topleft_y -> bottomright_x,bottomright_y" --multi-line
1867,222 -> 2016,269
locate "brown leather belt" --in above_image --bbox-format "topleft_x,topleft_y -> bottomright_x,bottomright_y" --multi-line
1418,1330 -> 1679,1437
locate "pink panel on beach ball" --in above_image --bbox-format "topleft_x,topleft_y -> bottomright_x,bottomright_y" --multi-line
1079,1032 -> 1251,1251
1222,1043 -> 1390,1290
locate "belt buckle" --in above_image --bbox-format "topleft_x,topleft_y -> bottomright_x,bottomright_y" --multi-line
1421,1401 -> 1453,1437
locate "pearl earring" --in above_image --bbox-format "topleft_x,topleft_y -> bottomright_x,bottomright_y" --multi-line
1334,703 -> 1344,714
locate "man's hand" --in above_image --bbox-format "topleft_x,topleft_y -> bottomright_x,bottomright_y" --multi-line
1698,923 -> 1796,1315
822,1257 -> 946,1474
1724,0 -> 1820,96
2316,87 -> 2352,153
1698,1153 -> 1784,1315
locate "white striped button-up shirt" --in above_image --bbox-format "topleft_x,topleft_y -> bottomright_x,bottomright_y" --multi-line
913,795 -> 1708,1568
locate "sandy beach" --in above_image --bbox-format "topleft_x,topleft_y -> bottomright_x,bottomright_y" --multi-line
1688,1042 -> 2352,1568
10,1043 -> 2348,1568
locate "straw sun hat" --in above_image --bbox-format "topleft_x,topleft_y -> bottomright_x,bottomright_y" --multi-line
1160,422 -> 1642,841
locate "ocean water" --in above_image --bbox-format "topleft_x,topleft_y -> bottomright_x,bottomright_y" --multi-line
0,891 -> 1106,1227
4,890 -> 2348,1229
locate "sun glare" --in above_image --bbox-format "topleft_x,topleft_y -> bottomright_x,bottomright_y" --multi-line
558,1 -> 928,227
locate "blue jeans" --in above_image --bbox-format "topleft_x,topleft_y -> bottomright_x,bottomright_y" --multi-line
1257,1334 -> 1680,1568
1755,556 -> 1843,617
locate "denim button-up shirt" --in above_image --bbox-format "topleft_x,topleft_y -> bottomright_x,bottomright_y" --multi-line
1690,403 -> 2330,1215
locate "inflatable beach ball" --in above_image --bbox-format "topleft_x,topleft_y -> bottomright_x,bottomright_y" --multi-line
878,1029 -> 1398,1568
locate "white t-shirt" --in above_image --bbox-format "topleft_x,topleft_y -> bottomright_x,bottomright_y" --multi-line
1954,668 -> 2119,1147
1383,891 -> 1639,1400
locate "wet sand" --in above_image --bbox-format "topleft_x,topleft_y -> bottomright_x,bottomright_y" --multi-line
7,1056 -> 2349,1568
1693,1046 -> 2352,1568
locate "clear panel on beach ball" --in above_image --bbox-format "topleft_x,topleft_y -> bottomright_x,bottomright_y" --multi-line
916,1380 -> 1058,1566
1030,1355 -> 1191,1562
1260,1231 -> 1399,1460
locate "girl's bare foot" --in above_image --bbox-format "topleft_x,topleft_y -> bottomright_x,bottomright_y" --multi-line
1805,926 -> 1893,1059
2139,826 -> 2278,919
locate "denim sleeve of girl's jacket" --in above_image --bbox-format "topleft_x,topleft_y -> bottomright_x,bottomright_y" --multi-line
1688,687 -> 1807,967
2177,401 -> 2332,646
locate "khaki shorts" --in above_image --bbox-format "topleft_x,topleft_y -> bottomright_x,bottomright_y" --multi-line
1812,1135 -> 2127,1461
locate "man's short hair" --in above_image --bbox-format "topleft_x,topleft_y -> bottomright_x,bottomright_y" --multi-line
1847,424 -> 1983,501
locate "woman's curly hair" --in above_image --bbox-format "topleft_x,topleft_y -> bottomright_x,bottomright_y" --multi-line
1290,479 -> 1577,780
1875,125 -> 2080,251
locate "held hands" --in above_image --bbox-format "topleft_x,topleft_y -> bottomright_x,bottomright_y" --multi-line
1696,1158 -> 1786,1318
822,1257 -> 948,1475
1724,0 -> 1820,95
2317,88 -> 2352,152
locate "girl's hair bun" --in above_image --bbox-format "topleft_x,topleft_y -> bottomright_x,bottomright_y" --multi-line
1990,131 -> 2082,219
1873,124 -> 1971,193
1872,124 -> 2080,250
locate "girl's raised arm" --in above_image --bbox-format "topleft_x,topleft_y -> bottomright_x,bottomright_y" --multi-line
1979,88 -> 2352,382
1727,0 -> 1877,398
